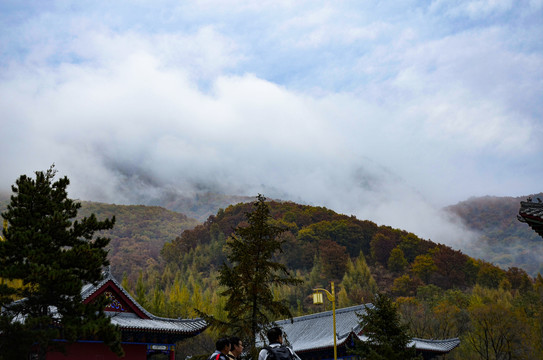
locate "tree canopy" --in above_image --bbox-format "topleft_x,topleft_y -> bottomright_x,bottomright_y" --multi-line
199,194 -> 302,359
0,166 -> 122,360
354,293 -> 420,360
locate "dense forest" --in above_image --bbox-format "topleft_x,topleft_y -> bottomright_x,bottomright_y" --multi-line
446,193 -> 543,276
1,192 -> 543,358
129,199 -> 542,359
77,202 -> 200,282
0,193 -> 199,284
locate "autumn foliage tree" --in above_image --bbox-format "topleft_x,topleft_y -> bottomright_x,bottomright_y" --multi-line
431,245 -> 469,289
370,232 -> 398,265
318,238 -> 348,281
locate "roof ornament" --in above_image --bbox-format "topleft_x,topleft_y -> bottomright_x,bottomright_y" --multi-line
103,265 -> 111,278
527,197 -> 532,202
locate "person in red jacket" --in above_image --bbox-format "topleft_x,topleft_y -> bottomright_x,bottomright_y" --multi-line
208,338 -> 231,360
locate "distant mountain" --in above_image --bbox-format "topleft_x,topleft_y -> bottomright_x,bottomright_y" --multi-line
3,189 -> 543,278
78,201 -> 201,281
0,193 -> 199,282
126,190 -> 254,222
445,193 -> 543,276
159,198 -> 530,306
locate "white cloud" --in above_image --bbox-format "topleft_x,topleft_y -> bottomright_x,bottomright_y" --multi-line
1,0 -> 542,248
431,0 -> 514,19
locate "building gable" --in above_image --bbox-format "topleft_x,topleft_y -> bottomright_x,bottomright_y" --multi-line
83,281 -> 150,319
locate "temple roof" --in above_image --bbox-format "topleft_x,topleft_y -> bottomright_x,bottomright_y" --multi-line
4,270 -> 208,338
518,198 -> 543,238
274,304 -> 365,352
270,304 -> 460,354
81,269 -> 208,335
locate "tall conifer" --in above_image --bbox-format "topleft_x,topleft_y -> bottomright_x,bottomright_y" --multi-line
354,293 -> 420,360
201,195 -> 302,358
0,166 -> 122,359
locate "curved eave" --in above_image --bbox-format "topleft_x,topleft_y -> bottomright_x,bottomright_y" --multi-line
408,337 -> 461,353
119,326 -> 208,335
518,200 -> 543,238
109,312 -> 208,335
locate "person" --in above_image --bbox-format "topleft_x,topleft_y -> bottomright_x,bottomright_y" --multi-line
228,336 -> 244,359
208,338 -> 231,360
258,327 -> 301,360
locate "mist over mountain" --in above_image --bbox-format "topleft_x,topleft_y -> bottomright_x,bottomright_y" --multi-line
445,193 -> 543,276
53,157 -> 477,252
1,1 -> 542,286
2,185 -> 541,277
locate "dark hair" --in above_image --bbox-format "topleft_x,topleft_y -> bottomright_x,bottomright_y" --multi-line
267,327 -> 283,343
216,338 -> 231,351
229,336 -> 241,347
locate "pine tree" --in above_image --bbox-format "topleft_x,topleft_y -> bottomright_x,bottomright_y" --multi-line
200,194 -> 303,359
0,166 -> 122,360
354,293 -> 420,360
135,271 -> 148,309
338,251 -> 377,307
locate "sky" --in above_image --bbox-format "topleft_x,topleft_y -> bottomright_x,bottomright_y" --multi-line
1,0 -> 542,247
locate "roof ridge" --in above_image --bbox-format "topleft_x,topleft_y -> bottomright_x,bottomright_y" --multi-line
276,303 -> 370,324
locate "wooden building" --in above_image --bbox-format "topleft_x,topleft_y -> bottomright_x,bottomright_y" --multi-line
44,270 -> 207,360
518,197 -> 543,239
266,304 -> 460,360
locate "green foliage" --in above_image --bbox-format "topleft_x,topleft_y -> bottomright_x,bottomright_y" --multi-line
0,166 -> 122,359
460,286 -> 535,359
411,254 -> 437,283
200,195 -> 303,359
391,274 -> 422,297
388,248 -> 408,273
353,293 -> 420,360
338,252 -> 378,307
398,287 -> 471,341
77,201 -> 199,283
3,182 -> 541,359
476,261 -> 506,289
398,233 -> 423,263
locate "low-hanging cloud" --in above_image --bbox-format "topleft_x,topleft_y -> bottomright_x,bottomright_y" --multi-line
1,1 -> 542,249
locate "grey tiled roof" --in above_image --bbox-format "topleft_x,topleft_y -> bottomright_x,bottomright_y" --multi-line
274,304 -> 368,352
82,271 -> 207,334
270,304 -> 459,354
106,311 -> 208,334
408,338 -> 461,353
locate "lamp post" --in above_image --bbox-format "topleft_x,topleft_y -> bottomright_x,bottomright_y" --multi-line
313,282 -> 337,360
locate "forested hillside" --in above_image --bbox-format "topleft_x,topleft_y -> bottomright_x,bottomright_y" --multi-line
2,190 -> 543,358
77,201 -> 200,282
0,193 -> 199,283
445,193 -> 543,275
155,199 -> 529,306
132,198 -> 543,359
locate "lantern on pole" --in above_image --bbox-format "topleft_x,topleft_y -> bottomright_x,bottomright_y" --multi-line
312,282 -> 337,360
